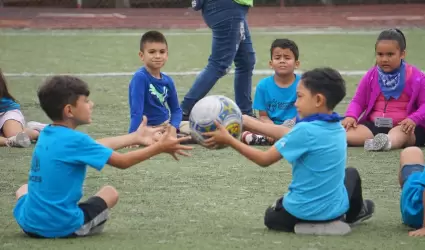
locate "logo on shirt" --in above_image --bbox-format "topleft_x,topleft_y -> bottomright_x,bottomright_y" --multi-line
149,84 -> 168,105
267,99 -> 295,113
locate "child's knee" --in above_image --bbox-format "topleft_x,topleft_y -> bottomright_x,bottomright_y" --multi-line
15,184 -> 28,200
97,185 -> 119,208
400,147 -> 424,165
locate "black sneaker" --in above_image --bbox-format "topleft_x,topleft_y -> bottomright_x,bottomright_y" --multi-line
348,200 -> 375,226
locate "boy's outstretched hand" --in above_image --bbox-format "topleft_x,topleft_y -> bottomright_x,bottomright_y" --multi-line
135,116 -> 165,146
158,125 -> 193,160
409,228 -> 425,237
203,121 -> 233,148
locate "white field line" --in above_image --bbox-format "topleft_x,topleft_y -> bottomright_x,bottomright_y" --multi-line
0,29 -> 382,37
4,69 -> 369,78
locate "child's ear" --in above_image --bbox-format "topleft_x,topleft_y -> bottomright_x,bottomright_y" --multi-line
295,60 -> 300,69
138,51 -> 144,59
63,104 -> 74,118
401,50 -> 406,60
269,60 -> 273,69
315,94 -> 326,108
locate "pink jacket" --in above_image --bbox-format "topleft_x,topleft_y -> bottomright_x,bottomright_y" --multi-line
345,64 -> 425,128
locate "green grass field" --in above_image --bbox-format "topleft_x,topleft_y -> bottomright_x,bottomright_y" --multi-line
1,28 -> 425,249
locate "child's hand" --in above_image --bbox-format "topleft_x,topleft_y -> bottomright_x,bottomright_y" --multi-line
409,228 -> 425,237
399,118 -> 416,134
341,117 -> 357,130
158,125 -> 193,160
203,121 -> 233,148
135,116 -> 165,146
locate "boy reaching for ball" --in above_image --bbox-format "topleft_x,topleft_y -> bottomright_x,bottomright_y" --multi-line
203,68 -> 374,234
13,75 -> 192,239
128,31 -> 190,146
242,39 -> 301,146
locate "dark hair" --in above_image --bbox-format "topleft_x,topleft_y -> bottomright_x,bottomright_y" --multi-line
301,67 -> 346,110
270,39 -> 299,60
0,69 -> 17,102
140,31 -> 168,51
37,75 -> 90,121
375,28 -> 406,51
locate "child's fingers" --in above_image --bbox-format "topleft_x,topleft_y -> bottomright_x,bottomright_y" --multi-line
204,137 -> 215,144
176,144 -> 193,151
170,153 -> 179,161
176,150 -> 191,157
177,136 -> 192,143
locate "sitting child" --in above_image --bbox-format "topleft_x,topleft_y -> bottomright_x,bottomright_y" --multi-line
13,75 -> 192,238
128,31 -> 189,145
242,39 -> 300,146
342,28 -> 425,151
203,67 -> 374,235
0,69 -> 46,147
398,146 -> 425,236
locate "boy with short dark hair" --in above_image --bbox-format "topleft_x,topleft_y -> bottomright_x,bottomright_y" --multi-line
242,39 -> 301,146
128,31 -> 189,143
204,67 -> 375,235
13,75 -> 192,238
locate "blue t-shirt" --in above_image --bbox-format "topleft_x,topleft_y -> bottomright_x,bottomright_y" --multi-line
0,97 -> 20,113
274,120 -> 349,221
13,125 -> 114,238
400,170 -> 425,229
253,74 -> 300,125
128,67 -> 182,133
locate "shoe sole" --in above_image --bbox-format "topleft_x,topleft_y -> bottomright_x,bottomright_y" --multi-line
295,221 -> 351,236
348,214 -> 373,227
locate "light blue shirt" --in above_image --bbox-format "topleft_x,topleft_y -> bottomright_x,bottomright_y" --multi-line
400,171 -> 425,229
253,75 -> 300,125
13,125 -> 113,238
274,120 -> 349,221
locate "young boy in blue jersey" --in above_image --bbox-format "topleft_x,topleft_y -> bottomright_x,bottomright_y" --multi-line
398,146 -> 425,237
203,67 -> 375,234
242,39 -> 300,146
13,75 -> 192,238
128,31 -> 189,145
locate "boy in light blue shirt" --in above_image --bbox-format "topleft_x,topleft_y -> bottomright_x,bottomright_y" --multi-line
398,146 -> 425,236
204,67 -> 375,234
242,39 -> 300,146
13,75 -> 192,238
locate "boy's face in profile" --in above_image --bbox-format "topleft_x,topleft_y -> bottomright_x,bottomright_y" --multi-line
65,95 -> 94,126
139,42 -> 168,70
295,81 -> 326,119
269,47 -> 299,76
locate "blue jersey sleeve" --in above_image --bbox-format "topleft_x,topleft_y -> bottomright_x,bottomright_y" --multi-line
253,80 -> 267,112
274,124 -> 309,164
128,73 -> 147,133
166,77 -> 183,129
73,134 -> 114,171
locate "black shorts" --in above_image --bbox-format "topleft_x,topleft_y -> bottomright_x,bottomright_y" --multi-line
24,196 -> 109,238
361,121 -> 425,146
263,197 -> 343,232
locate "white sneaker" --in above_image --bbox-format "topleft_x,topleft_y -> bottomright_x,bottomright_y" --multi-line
6,132 -> 31,148
364,133 -> 391,151
27,121 -> 47,132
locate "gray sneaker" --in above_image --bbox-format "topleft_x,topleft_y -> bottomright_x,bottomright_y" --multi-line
282,119 -> 296,128
27,121 -> 47,132
295,220 -> 351,236
6,132 -> 31,148
364,133 -> 390,151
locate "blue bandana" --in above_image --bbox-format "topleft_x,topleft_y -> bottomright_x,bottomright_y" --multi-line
296,112 -> 344,123
377,60 -> 406,100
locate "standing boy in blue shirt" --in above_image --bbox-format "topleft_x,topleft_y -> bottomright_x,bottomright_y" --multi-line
242,39 -> 300,146
13,75 -> 192,238
128,31 -> 188,145
203,67 -> 375,234
398,146 -> 425,237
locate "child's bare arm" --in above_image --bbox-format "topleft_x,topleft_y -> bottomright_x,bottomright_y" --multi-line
97,116 -> 163,149
243,115 -> 290,139
107,126 -> 192,169
258,111 -> 274,124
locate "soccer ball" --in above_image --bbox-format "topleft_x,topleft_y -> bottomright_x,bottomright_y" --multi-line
189,95 -> 243,149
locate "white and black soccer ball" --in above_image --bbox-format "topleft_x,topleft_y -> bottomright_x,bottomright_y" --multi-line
189,95 -> 243,149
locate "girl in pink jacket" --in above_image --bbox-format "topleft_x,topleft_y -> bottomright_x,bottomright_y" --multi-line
342,29 -> 425,151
